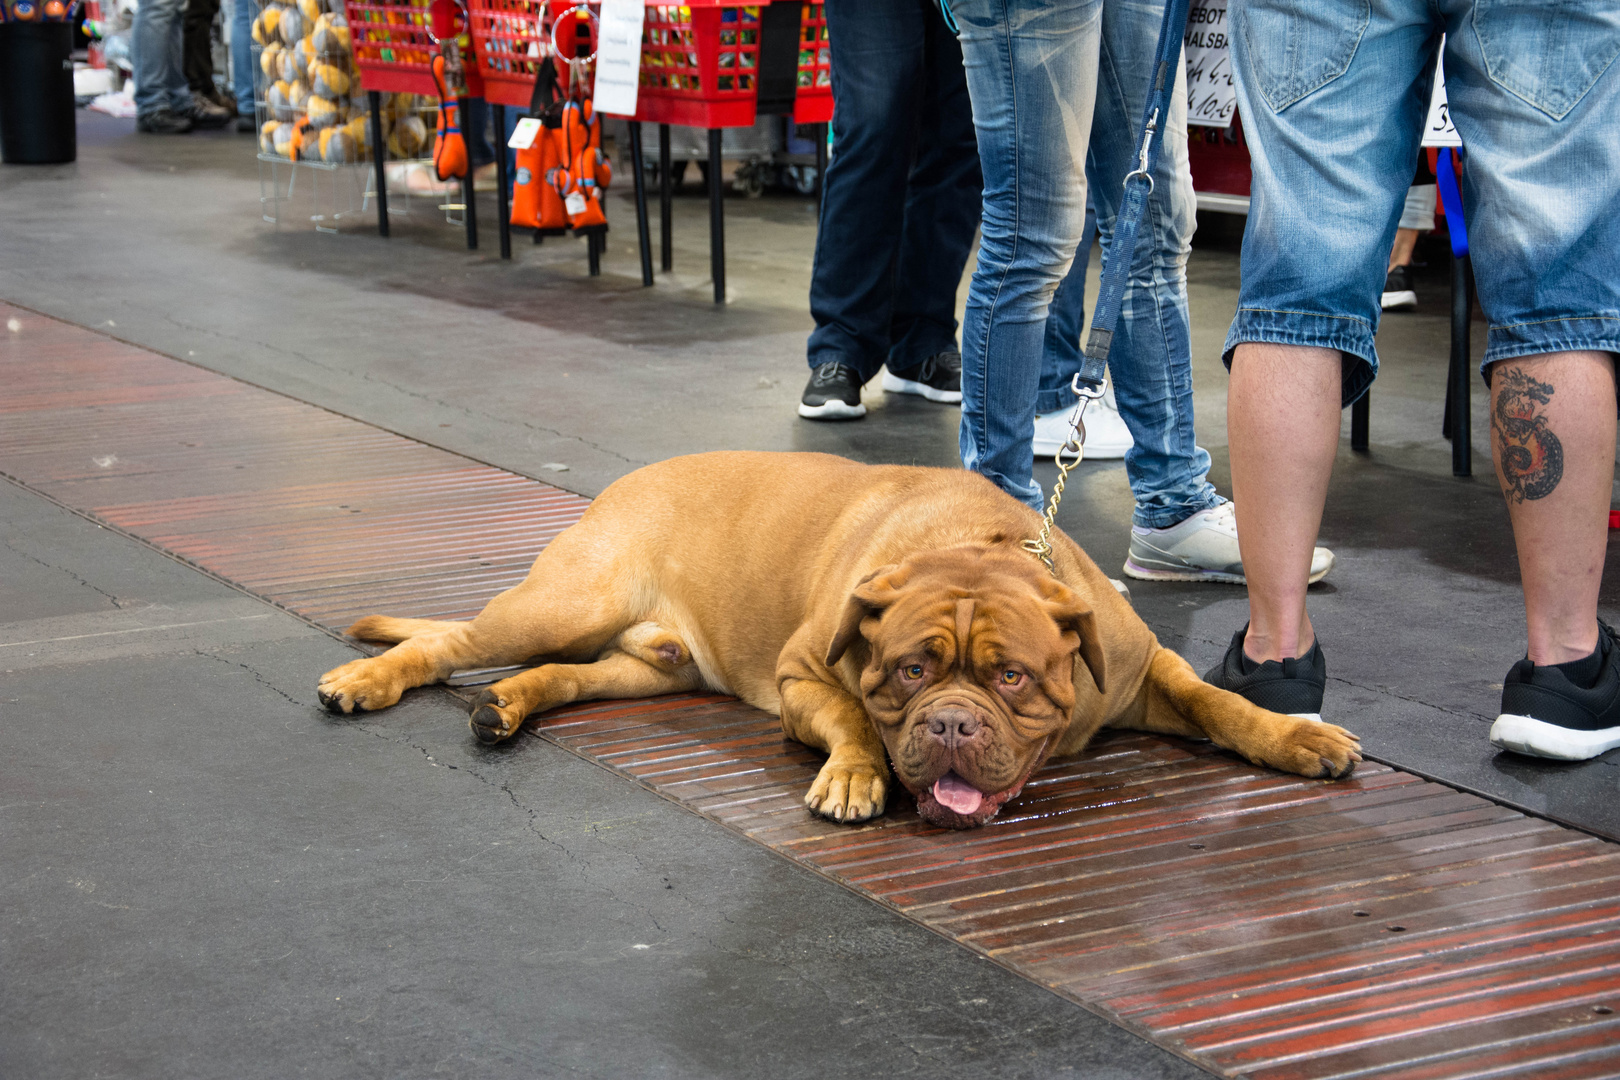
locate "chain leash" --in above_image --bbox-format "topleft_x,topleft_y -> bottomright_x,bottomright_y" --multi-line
1020,374 -> 1104,575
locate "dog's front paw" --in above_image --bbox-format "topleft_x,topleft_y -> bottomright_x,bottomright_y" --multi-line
317,658 -> 406,714
1269,716 -> 1362,779
805,758 -> 888,823
468,688 -> 524,745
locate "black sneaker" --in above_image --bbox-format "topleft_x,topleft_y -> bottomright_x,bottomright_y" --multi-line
188,93 -> 234,129
1380,264 -> 1417,310
882,349 -> 962,404
136,108 -> 195,135
236,114 -> 258,134
1204,626 -> 1327,721
799,361 -> 867,420
1490,622 -> 1620,761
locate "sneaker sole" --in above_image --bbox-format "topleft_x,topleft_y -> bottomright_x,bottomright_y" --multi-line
881,372 -> 960,404
1488,713 -> 1620,761
797,399 -> 866,420
1121,556 -> 1334,586
1380,290 -> 1417,310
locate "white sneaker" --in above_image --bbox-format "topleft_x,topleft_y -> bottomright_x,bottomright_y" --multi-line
1123,502 -> 1335,585
1032,383 -> 1132,461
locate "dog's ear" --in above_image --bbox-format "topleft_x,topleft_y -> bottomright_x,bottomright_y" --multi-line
1041,581 -> 1106,695
825,564 -> 906,668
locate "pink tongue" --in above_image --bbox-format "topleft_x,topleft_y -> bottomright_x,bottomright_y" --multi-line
932,773 -> 984,816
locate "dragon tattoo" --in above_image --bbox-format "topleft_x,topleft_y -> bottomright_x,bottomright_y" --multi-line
1492,367 -> 1563,503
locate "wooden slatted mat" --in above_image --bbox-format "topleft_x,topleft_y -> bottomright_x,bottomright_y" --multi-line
4,303 -> 1618,1079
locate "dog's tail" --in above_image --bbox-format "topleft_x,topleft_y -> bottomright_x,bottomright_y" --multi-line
345,615 -> 467,644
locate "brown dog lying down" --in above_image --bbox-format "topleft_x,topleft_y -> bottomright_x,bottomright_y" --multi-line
318,451 -> 1359,828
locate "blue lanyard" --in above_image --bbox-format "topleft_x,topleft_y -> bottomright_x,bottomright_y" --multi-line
1078,0 -> 1192,392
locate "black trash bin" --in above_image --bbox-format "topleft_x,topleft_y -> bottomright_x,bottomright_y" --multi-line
0,22 -> 77,165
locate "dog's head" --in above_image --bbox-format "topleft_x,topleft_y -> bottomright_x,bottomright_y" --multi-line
825,545 -> 1105,829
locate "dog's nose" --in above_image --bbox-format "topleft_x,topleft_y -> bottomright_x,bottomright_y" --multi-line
927,706 -> 982,745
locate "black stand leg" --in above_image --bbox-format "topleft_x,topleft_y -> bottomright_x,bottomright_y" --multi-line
368,90 -> 389,237
628,121 -> 654,287
1450,253 -> 1473,477
1351,392 -> 1370,452
587,231 -> 601,276
458,96 -> 477,250
493,103 -> 510,260
708,127 -> 724,304
659,123 -> 672,272
814,121 -> 827,223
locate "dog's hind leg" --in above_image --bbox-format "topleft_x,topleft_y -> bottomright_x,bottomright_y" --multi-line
317,530 -> 647,716
467,642 -> 703,743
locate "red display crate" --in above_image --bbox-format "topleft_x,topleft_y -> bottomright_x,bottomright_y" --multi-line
467,0 -> 831,126
346,0 -> 484,98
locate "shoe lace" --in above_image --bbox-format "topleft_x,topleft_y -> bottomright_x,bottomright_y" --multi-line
812,361 -> 859,387
918,350 -> 961,382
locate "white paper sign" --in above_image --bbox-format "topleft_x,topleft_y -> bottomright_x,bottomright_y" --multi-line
1421,39 -> 1462,147
593,0 -> 644,117
1184,0 -> 1235,129
508,116 -> 543,150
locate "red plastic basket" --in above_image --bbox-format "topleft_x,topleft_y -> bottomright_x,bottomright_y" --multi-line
467,0 -> 831,125
468,0 -> 583,107
346,0 -> 484,97
792,1 -> 829,124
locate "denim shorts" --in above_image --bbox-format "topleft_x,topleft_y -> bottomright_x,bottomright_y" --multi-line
1225,0 -> 1620,405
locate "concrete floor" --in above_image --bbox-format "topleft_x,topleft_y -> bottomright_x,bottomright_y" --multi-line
2,110 -> 1617,1078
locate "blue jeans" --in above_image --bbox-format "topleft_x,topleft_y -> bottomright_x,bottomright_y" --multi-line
1226,0 -> 1620,399
806,0 -> 983,381
229,0 -> 253,115
956,0 -> 1221,526
133,0 -> 191,117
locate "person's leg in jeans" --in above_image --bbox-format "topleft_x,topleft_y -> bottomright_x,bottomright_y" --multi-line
882,12 -> 981,384
1218,0 -> 1433,701
801,0 -> 931,417
1437,4 -> 1620,757
133,0 -> 195,128
183,0 -> 221,98
956,0 -> 1101,508
1086,0 -> 1222,531
229,0 -> 255,118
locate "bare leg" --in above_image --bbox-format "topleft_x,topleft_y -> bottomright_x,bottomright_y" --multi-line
1489,351 -> 1618,665
1227,343 -> 1343,662
1387,227 -> 1419,271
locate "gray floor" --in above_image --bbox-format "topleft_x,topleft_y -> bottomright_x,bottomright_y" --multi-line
1,110 -> 1616,1078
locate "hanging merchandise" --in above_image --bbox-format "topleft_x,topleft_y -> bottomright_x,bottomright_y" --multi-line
507,1 -> 610,240
427,0 -> 471,181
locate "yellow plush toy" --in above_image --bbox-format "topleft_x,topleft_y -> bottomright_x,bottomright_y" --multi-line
250,5 -> 280,45
311,13 -> 350,58
268,79 -> 294,121
277,6 -> 304,48
288,79 -> 311,115
259,119 -> 280,155
259,41 -> 282,80
309,61 -> 349,100
297,0 -> 320,24
306,94 -> 341,129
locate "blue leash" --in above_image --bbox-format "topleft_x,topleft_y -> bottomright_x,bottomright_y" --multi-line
1078,0 -> 1192,398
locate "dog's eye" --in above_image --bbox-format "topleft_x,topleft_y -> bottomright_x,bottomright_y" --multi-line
901,664 -> 925,681
999,669 -> 1023,686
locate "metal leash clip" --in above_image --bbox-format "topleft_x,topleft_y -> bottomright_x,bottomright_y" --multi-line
1021,374 -> 1105,574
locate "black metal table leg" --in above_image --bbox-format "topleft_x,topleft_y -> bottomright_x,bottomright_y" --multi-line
587,231 -> 601,276
368,90 -> 389,237
493,102 -> 510,260
1351,392 -> 1369,452
708,127 -> 724,304
628,121 -> 654,286
1450,253 -> 1473,477
458,96 -> 477,250
814,120 -> 827,223
659,123 -> 672,272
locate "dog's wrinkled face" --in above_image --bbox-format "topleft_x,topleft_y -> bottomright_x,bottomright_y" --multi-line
825,546 -> 1106,828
